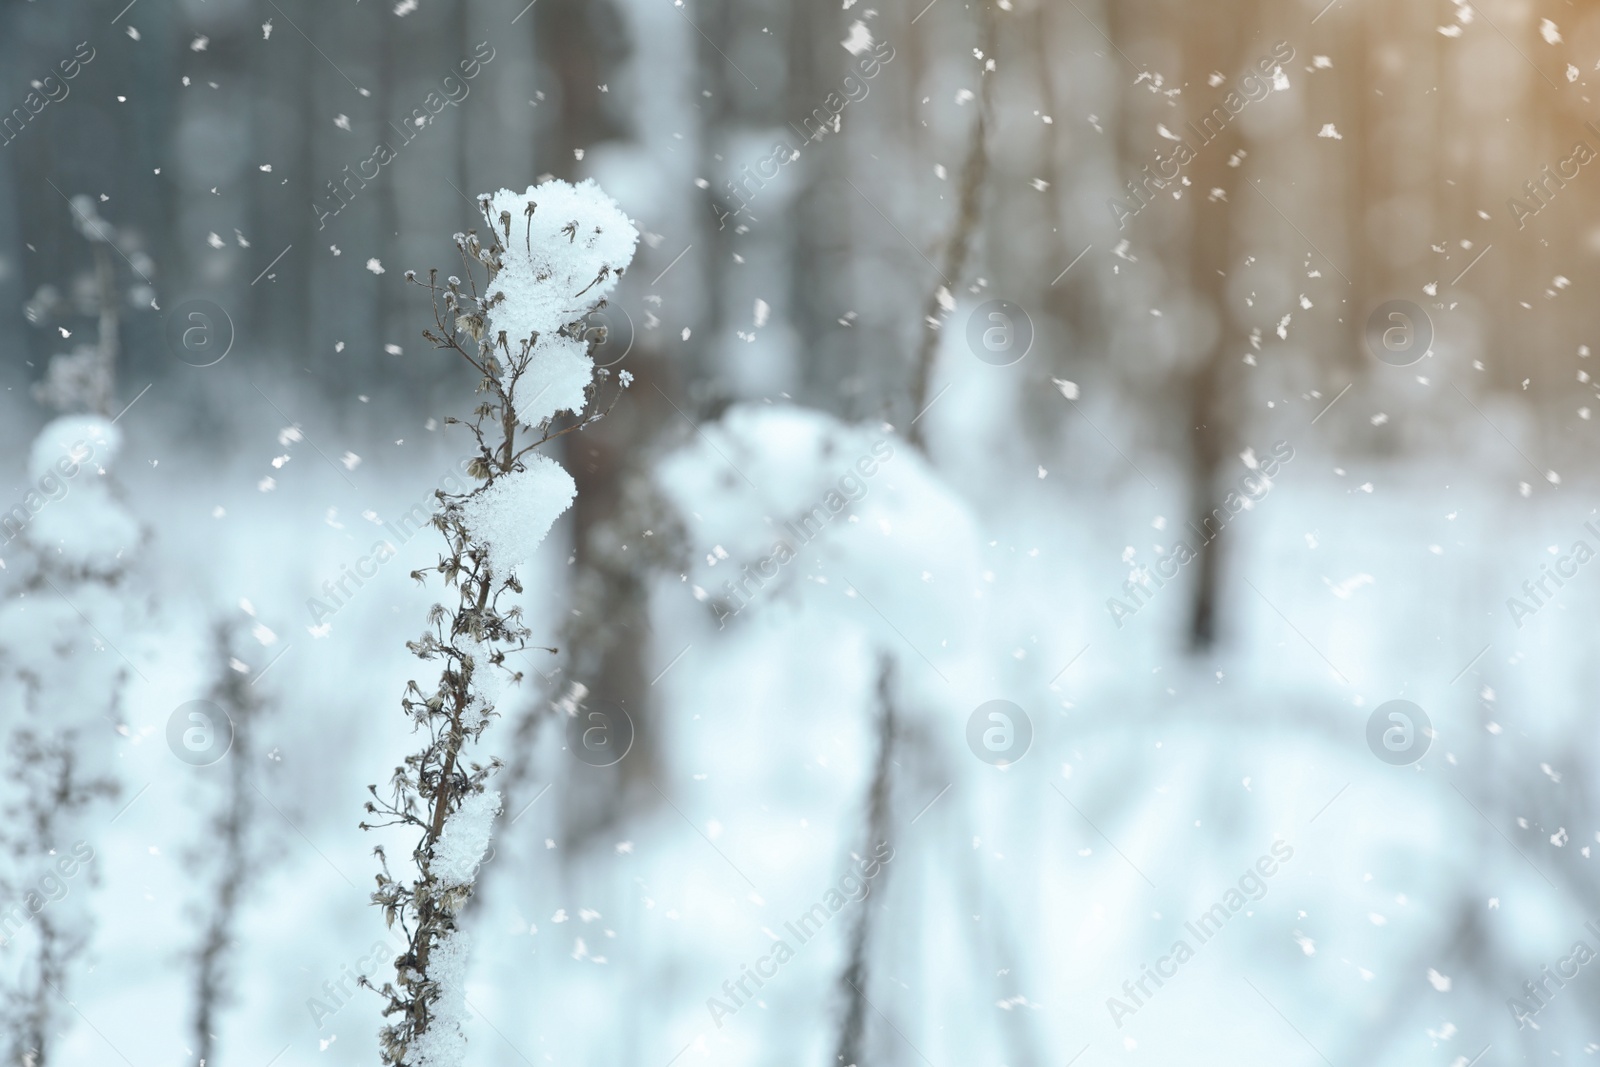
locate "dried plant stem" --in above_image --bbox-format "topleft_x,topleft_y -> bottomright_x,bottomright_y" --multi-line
91,244 -> 118,419
191,622 -> 265,1067
832,656 -> 897,1066
362,190 -> 633,1064
0,724 -> 115,1067
907,0 -> 999,452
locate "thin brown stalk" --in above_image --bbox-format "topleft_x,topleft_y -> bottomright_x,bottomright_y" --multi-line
832,655 -> 898,1065
907,0 -> 1000,453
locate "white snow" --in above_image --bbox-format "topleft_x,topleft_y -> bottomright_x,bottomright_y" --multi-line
21,415 -> 140,572
841,20 -> 873,54
512,334 -> 593,427
479,180 -> 638,354
432,790 -> 502,889
472,180 -> 638,426
404,929 -> 472,1067
28,414 -> 113,482
453,635 -> 518,708
457,452 -> 577,575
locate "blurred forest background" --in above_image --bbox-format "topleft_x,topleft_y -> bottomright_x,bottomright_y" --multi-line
2,0 -> 1600,1064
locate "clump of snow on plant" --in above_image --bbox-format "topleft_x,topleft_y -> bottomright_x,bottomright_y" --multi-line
655,403 -> 988,705
512,334 -> 592,427
459,693 -> 491,732
28,414 -> 113,482
404,929 -> 472,1066
478,179 -> 638,426
457,452 -> 576,575
481,179 -> 636,339
657,404 -> 983,596
452,636 -> 517,710
24,414 -> 139,572
432,790 -> 501,889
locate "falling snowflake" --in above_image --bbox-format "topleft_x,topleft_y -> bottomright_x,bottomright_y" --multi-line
841,20 -> 873,55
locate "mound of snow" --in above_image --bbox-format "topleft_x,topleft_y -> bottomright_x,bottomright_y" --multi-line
20,415 -> 139,572
655,403 -> 989,701
456,452 -> 576,576
512,334 -> 592,427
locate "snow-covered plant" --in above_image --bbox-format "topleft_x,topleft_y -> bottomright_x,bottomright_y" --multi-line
187,617 -> 272,1067
0,197 -> 149,1067
0,421 -> 133,1062
0,714 -> 114,1067
361,179 -> 637,1067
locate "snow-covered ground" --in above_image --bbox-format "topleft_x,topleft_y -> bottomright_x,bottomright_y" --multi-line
0,369 -> 1587,1065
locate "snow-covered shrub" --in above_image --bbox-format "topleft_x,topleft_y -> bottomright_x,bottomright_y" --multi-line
0,194 -> 153,1065
362,179 -> 637,1067
0,422 -> 137,1060
656,404 -> 987,687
